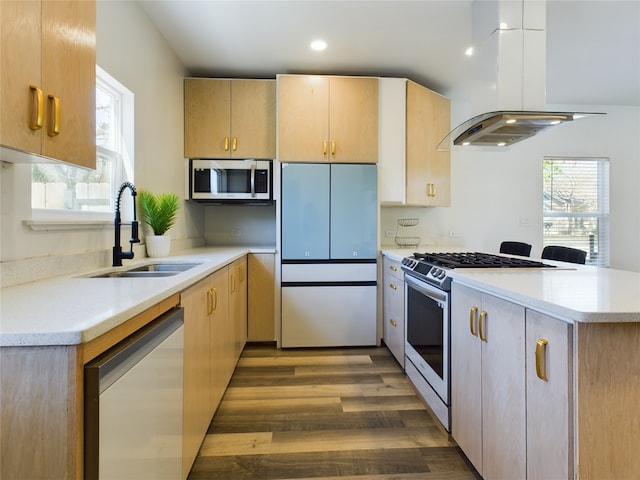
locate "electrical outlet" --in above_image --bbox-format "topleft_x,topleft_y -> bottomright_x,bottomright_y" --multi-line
385,230 -> 395,238
449,231 -> 460,238
230,229 -> 241,237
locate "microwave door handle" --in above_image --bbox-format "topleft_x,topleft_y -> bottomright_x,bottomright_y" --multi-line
250,162 -> 256,197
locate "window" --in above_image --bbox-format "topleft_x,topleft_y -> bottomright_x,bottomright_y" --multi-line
543,157 -> 610,267
31,66 -> 133,217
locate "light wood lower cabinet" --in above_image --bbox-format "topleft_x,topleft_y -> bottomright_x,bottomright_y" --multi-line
229,257 -> 247,362
181,260 -> 247,478
247,253 -> 275,341
382,255 -> 404,366
451,282 -> 526,479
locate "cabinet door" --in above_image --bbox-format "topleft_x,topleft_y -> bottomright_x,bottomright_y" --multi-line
382,258 -> 404,367
1,0 -> 95,169
378,77 -> 408,204
328,77 -> 379,163
0,0 -> 42,155
181,277 -> 213,477
230,257 -> 247,361
184,78 -> 231,158
406,81 -> 450,206
481,293 -> 526,480
451,283 -> 484,473
526,310 -> 573,480
330,164 -> 377,259
209,266 -> 230,413
41,0 -> 95,168
230,79 -> 276,158
277,75 -> 329,162
247,253 -> 275,341
281,163 -> 330,260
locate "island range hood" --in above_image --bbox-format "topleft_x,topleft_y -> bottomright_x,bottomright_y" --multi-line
439,0 -> 602,150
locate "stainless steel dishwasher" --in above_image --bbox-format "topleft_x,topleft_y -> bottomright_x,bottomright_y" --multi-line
85,307 -> 184,479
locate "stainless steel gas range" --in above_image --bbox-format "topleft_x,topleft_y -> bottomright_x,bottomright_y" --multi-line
400,252 -> 554,431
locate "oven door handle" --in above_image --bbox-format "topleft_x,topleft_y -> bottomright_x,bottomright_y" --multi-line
405,274 -> 448,302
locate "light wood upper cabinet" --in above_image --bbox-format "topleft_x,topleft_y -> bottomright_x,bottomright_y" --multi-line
0,0 -> 96,169
451,282 -> 526,479
184,78 -> 276,159
379,78 -> 450,206
278,74 -> 379,163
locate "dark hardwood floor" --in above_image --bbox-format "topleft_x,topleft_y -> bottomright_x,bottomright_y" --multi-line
188,343 -> 480,480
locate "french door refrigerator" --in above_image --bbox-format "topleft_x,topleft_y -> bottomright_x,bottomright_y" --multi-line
281,162 -> 377,347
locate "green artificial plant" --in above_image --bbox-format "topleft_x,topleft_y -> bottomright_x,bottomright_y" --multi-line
137,190 -> 180,236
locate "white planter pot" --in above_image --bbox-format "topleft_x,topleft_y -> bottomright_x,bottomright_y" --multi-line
146,235 -> 171,258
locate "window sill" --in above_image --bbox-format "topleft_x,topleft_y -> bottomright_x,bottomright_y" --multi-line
23,220 -> 113,232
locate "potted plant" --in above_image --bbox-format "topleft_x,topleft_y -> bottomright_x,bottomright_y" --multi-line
137,190 -> 180,257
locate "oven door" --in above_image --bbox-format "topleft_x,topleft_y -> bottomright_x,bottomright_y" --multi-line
404,273 -> 449,403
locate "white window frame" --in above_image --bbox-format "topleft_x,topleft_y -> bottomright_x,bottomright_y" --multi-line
543,156 -> 610,267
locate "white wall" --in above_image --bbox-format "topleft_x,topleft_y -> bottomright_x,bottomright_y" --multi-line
0,1 -> 202,283
381,102 -> 640,272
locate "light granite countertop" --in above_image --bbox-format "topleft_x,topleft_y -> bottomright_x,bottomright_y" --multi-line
382,247 -> 640,324
0,247 -> 274,347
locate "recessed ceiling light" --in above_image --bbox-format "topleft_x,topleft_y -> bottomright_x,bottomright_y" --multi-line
550,120 -> 561,125
497,142 -> 507,147
465,47 -> 474,57
506,119 -> 516,124
310,39 -> 327,51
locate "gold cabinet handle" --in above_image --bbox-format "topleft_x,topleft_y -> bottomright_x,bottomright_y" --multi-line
426,183 -> 436,197
389,283 -> 397,290
331,140 -> 336,155
390,265 -> 398,272
231,273 -> 236,293
240,265 -> 245,283
323,140 -> 328,155
479,310 -> 488,342
206,288 -> 213,315
232,136 -> 237,151
535,338 -> 549,381
47,95 -> 60,136
224,136 -> 229,151
29,85 -> 44,130
389,318 -> 398,328
469,306 -> 478,337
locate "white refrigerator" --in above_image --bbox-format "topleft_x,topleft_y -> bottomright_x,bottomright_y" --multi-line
281,163 -> 377,347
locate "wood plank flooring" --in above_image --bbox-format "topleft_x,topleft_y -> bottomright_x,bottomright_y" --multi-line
188,344 -> 480,480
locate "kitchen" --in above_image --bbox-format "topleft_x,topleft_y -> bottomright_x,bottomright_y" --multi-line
1,1 -> 639,479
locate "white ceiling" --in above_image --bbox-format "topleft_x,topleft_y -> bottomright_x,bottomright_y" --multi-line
138,0 -> 640,106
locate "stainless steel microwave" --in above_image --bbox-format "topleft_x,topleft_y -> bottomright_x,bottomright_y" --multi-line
189,159 -> 272,203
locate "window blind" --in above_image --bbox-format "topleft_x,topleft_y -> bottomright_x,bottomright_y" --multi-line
543,157 -> 610,267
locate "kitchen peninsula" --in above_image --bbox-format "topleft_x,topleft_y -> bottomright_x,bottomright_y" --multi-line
384,248 -> 640,480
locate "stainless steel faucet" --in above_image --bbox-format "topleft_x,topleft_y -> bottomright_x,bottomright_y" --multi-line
113,182 -> 141,266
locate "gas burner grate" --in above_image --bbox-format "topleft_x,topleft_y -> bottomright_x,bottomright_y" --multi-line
412,252 -> 554,269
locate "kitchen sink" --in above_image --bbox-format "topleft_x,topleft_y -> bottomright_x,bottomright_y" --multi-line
87,262 -> 202,278
127,262 -> 202,272
90,270 -> 180,278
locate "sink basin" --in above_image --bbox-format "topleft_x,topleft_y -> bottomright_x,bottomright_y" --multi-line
91,271 -> 180,278
127,262 -> 202,272
87,262 -> 202,278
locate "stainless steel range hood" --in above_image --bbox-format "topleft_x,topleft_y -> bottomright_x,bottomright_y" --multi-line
439,0 -> 603,150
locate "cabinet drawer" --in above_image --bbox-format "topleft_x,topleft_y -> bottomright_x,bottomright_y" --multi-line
382,256 -> 403,281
